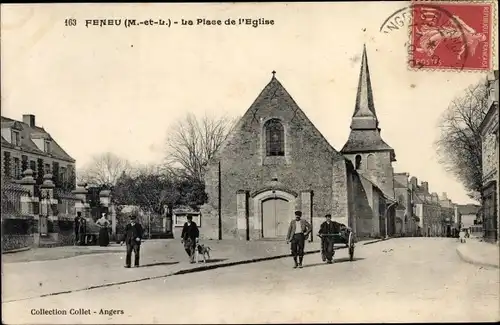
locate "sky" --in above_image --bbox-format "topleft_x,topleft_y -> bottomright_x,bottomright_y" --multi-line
1,2 -> 497,205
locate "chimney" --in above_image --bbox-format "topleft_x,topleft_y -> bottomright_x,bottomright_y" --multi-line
421,181 -> 429,193
441,192 -> 448,200
410,176 -> 418,189
22,114 -> 36,127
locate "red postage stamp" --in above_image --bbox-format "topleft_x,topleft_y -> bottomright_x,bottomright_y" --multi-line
409,1 -> 493,71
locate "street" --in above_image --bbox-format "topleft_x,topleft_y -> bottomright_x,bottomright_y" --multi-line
2,238 -> 499,324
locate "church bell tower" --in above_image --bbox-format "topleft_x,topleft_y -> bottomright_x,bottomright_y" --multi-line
341,45 -> 396,199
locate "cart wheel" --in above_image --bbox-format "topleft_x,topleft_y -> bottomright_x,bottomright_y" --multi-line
348,232 -> 355,261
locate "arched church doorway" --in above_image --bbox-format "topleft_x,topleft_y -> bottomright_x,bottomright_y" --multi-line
261,197 -> 291,238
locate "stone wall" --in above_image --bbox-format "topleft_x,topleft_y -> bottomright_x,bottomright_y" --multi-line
344,151 -> 395,200
331,158 -> 349,226
204,77 -> 347,240
351,173 -> 374,239
1,216 -> 35,252
2,233 -> 34,251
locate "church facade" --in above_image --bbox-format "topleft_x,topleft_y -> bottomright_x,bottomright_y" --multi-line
201,46 -> 398,241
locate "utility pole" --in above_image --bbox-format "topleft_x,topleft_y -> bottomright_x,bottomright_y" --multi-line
218,161 -> 222,240
148,211 -> 151,239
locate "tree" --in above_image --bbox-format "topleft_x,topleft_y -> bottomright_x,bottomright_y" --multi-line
77,152 -> 132,187
435,81 -> 489,201
112,171 -> 136,206
177,176 -> 208,209
133,171 -> 180,215
164,113 -> 238,182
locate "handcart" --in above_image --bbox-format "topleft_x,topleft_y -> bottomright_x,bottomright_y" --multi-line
317,227 -> 355,262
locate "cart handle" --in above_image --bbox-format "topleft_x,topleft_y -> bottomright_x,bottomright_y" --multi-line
317,233 -> 343,237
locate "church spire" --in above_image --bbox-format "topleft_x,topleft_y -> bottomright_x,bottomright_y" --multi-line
350,44 -> 379,130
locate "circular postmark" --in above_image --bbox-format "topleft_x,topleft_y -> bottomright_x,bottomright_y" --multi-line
379,2 -> 472,71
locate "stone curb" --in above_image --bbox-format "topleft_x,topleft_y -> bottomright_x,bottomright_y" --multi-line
3,239 -> 388,303
455,246 -> 499,269
1,249 -> 322,303
361,238 -> 390,245
2,246 -> 32,254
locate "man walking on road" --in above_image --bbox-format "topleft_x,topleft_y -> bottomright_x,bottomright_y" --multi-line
181,215 -> 200,264
318,214 -> 337,264
122,215 -> 143,268
286,211 -> 312,269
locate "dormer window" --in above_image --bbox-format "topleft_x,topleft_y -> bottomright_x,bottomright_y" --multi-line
11,130 -> 21,146
44,140 -> 51,153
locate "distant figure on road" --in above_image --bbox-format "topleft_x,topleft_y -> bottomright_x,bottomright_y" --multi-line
96,212 -> 110,247
78,217 -> 87,245
459,228 -> 467,243
74,212 -> 82,245
181,215 -> 200,264
286,211 -> 312,269
318,214 -> 337,264
122,215 -> 143,268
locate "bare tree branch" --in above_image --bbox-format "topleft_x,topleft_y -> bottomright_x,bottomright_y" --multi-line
77,152 -> 132,187
435,80 -> 489,202
164,112 -> 238,182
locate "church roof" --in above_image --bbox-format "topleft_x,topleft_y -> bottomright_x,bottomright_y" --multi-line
210,71 -> 344,165
341,45 -> 395,159
359,173 -> 396,202
351,44 -> 378,127
341,129 -> 395,153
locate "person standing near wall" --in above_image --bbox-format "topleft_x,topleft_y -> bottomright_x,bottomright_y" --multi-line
74,212 -> 82,245
78,216 -> 87,245
96,212 -> 110,247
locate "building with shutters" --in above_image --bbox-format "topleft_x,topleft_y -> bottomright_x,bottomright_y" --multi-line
1,114 -> 76,192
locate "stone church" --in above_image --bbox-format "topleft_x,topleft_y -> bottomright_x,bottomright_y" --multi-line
201,46 -> 398,241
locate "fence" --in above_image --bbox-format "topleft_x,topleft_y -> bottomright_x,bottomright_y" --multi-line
1,180 -> 34,251
115,207 -> 170,240
1,180 -> 82,251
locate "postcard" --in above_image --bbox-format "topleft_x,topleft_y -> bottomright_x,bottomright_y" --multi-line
1,2 -> 499,324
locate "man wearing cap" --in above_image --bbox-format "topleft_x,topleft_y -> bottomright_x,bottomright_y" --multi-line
318,214 -> 337,263
181,215 -> 200,263
122,215 -> 144,268
286,210 -> 312,268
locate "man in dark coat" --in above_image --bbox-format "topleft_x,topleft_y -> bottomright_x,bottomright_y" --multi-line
318,214 -> 338,263
122,215 -> 144,268
181,215 -> 199,263
78,217 -> 87,245
74,212 -> 82,245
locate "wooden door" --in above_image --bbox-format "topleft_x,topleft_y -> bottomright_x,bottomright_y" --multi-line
262,198 -> 290,238
262,199 -> 276,238
275,199 -> 291,237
